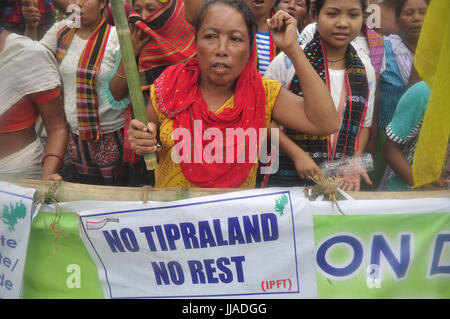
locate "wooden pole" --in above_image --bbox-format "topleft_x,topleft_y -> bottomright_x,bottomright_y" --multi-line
109,0 -> 157,170
5,178 -> 450,203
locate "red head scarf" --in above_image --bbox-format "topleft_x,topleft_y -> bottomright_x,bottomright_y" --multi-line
154,47 -> 267,188
124,0 -> 197,165
128,0 -> 197,92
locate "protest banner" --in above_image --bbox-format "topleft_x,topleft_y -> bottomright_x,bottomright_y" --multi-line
0,181 -> 447,299
0,182 -> 35,298
77,189 -> 310,298
306,199 -> 450,298
74,188 -> 450,299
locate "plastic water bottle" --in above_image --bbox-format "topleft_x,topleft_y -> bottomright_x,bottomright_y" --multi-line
319,153 -> 374,177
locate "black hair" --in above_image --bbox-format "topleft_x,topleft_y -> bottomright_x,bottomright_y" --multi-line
306,0 -> 311,12
313,0 -> 367,17
381,0 -> 398,9
395,0 -> 429,18
194,0 -> 257,48
102,0 -> 110,15
0,1 -> 8,24
275,0 -> 311,13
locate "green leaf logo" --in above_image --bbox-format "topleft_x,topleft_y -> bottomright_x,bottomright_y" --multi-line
2,201 -> 27,232
275,194 -> 289,216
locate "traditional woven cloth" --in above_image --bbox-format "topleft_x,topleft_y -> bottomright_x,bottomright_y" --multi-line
268,31 -> 369,186
365,24 -> 384,76
68,130 -> 125,185
56,16 -> 112,141
128,0 -> 196,93
123,0 -> 196,166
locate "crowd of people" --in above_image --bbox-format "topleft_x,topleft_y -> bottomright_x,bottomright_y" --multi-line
0,0 -> 448,191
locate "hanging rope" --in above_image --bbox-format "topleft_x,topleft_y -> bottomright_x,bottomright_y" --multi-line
33,180 -> 68,251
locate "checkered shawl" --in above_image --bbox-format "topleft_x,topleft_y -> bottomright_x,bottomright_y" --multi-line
128,0 -> 196,93
56,17 -> 111,141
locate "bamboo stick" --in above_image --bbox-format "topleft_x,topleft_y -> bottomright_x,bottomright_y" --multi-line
110,0 -> 157,170
4,179 -> 450,203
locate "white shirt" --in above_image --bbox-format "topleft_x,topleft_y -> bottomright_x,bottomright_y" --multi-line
329,69 -> 346,112
40,20 -> 124,135
328,69 -> 345,147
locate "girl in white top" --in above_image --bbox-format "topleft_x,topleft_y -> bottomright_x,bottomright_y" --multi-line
24,0 -> 129,185
263,0 -> 374,191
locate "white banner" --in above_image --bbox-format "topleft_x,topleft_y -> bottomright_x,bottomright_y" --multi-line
78,188 -> 316,298
75,188 -> 450,299
0,182 -> 36,299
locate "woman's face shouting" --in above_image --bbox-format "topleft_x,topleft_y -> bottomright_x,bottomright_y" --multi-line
196,3 -> 251,89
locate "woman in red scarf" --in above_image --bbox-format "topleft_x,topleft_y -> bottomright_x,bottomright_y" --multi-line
128,0 -> 339,188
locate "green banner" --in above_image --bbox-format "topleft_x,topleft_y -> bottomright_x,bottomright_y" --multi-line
22,212 -> 103,299
313,213 -> 450,299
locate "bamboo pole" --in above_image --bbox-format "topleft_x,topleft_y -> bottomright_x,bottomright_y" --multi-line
110,0 -> 157,170
4,179 -> 450,203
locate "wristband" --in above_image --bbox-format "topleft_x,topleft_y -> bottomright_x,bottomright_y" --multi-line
42,153 -> 64,168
